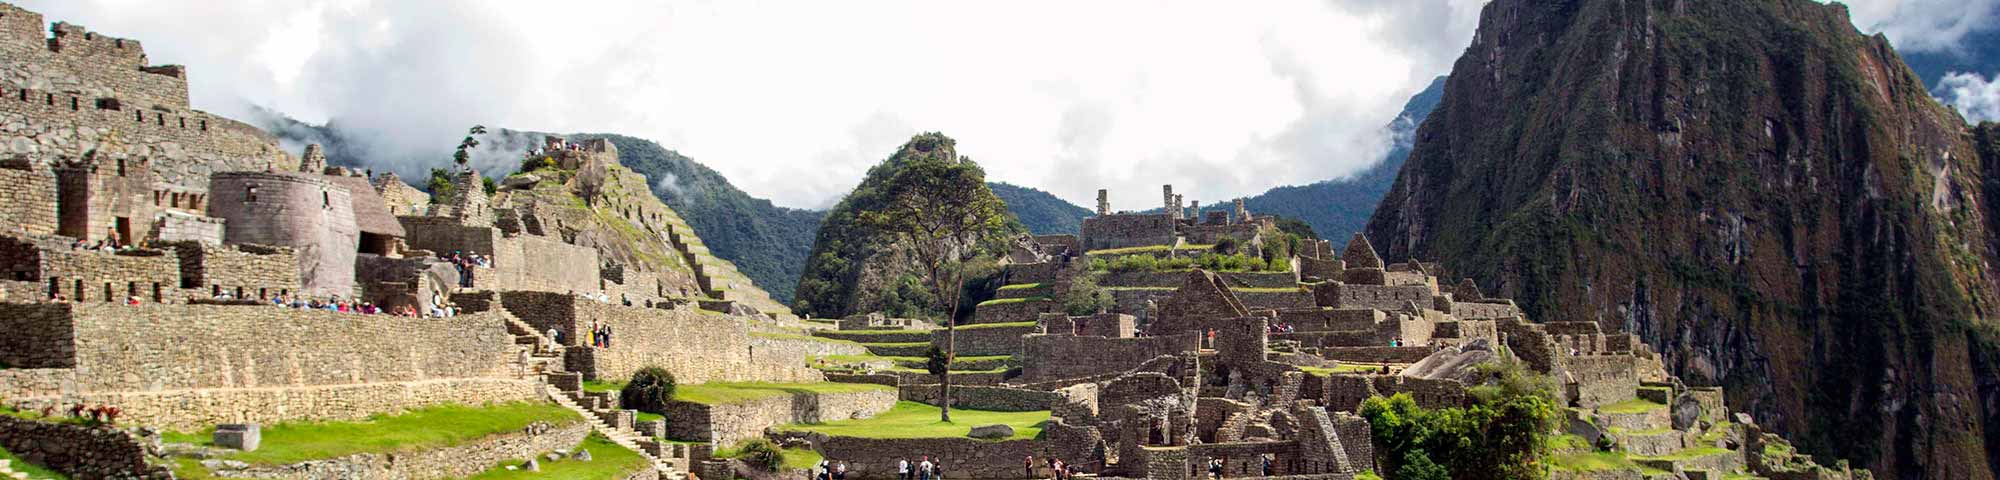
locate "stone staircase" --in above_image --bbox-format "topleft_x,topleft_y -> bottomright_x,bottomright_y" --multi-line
498,311 -> 688,480
544,383 -> 688,480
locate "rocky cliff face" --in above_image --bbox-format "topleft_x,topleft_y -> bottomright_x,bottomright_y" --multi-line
1364,1 -> 2000,478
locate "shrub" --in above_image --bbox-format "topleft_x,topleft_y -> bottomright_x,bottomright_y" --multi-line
1063,274 -> 1115,316
1358,359 -> 1559,480
620,367 -> 678,415
1212,237 -> 1238,254
735,438 -> 786,471
520,155 -> 558,173
924,346 -> 949,377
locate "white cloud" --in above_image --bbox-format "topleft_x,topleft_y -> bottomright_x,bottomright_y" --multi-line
1839,0 -> 2000,53
1939,72 -> 2000,123
16,0 -> 1487,209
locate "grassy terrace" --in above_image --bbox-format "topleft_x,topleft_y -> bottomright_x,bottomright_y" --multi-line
1084,244 -> 1215,256
163,402 -> 582,466
466,434 -> 651,480
1598,397 -> 1668,415
0,445 -> 66,479
976,296 -> 1052,307
996,283 -> 1049,291
780,401 -> 1048,441
1296,364 -> 1389,376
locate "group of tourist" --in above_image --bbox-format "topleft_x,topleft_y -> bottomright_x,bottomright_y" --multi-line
1265,322 -> 1299,334
266,294 -> 411,316
68,237 -> 133,253
440,251 -> 490,288
586,320 -> 614,348
1200,454 -> 1277,478
811,458 -> 850,480
1026,456 -> 1080,479
896,457 -> 946,480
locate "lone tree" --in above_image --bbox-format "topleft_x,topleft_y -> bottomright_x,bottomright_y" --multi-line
453,125 -> 488,171
859,136 -> 1009,422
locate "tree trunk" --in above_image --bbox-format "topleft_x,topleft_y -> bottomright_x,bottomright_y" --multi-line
939,268 -> 964,423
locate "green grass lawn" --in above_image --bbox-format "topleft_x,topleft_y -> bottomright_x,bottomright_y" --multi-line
1598,397 -> 1668,415
674,382 -> 894,405
582,380 -> 624,393
466,434 -> 650,480
713,442 -> 824,471
996,283 -> 1048,291
780,401 -> 1048,441
162,402 -> 582,466
0,445 -> 67,479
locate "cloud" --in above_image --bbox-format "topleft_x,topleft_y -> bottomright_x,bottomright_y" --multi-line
16,0 -> 1487,209
1939,72 -> 2000,123
1839,0 -> 2000,53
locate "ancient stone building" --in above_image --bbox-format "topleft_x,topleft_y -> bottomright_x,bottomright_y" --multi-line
206,171 -> 359,297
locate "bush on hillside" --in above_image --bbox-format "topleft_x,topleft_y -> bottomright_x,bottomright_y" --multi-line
1358,360 -> 1559,480
619,367 -> 677,415
734,438 -> 786,471
1064,274 -> 1114,316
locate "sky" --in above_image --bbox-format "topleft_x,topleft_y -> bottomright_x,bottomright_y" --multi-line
13,0 -> 1998,209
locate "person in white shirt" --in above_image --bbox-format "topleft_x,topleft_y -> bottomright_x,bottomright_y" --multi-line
898,459 -> 911,480
919,457 -> 934,480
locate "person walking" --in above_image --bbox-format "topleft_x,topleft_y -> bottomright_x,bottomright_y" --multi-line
898,458 -> 910,480
918,457 -> 933,480
1024,456 -> 1035,479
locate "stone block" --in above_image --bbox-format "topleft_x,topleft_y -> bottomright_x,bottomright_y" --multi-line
968,424 -> 1014,439
214,423 -> 260,451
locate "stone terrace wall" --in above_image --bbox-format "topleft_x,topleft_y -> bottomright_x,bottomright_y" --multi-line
224,418 -> 589,480
503,292 -> 822,384
0,303 -> 71,368
793,420 -> 1100,480
1232,290 -> 1314,310
491,234 -> 600,293
1564,355 -> 1639,408
1321,346 -> 1436,364
1312,283 -> 1433,311
0,416 -> 170,479
663,388 -> 895,447
0,303 -> 540,429
1019,333 -> 1198,384
971,298 -> 1056,325
898,384 -> 1055,412
936,323 -> 1038,357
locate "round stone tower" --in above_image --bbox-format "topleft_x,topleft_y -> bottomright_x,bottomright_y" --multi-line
207,171 -> 359,298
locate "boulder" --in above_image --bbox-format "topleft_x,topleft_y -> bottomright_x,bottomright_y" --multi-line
968,424 -> 1015,439
1672,393 -> 1704,430
213,424 -> 261,452
575,449 -> 594,462
503,173 -> 542,189
525,458 -> 540,472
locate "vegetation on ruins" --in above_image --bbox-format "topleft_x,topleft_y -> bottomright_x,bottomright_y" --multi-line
452,125 -> 488,170
733,438 -> 789,471
0,445 -> 66,480
425,167 -> 458,204
1088,252 -> 1286,273
1063,274 -> 1115,315
1358,361 -> 1558,480
161,402 -> 582,466
618,366 -> 678,418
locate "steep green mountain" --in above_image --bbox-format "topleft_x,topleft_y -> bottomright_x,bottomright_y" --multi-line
1236,76 -> 1445,240
564,134 -> 822,305
1364,1 -> 2000,478
988,182 -> 1092,234
795,132 -> 1023,319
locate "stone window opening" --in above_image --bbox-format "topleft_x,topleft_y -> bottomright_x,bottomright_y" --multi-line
95,97 -> 119,110
322,191 -> 330,208
246,185 -> 257,203
43,92 -> 52,106
152,283 -> 162,303
102,282 -> 112,302
73,279 -> 83,301
200,120 -> 207,131
15,89 -> 24,102
134,110 -> 142,122
155,113 -> 164,126
211,285 -> 220,297
116,158 -> 125,176
46,277 -> 58,299
127,282 -> 136,300
68,96 -> 77,110
235,287 -> 244,299
178,117 -> 186,128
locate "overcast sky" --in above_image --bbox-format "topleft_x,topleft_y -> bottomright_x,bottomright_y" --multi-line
14,0 -> 1998,209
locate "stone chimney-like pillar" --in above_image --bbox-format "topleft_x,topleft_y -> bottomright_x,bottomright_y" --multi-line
1163,185 -> 1177,220
1097,189 -> 1110,215
1234,198 -> 1248,223
300,144 -> 327,174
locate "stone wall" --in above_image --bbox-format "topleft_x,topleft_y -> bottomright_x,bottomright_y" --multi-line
1564,354 -> 1639,408
971,298 -> 1056,325
1231,290 -> 1314,310
0,165 -> 56,236
1312,282 -> 1434,311
790,420 -> 1100,480
936,323 -> 1038,357
151,210 -> 224,245
220,416 -> 589,480
663,387 -> 896,447
0,303 -> 541,429
898,385 -> 1055,412
1019,333 -> 1198,383
0,416 -> 170,479
0,235 -> 182,303
398,218 -> 601,294
1317,374 -> 1466,412
167,241 -> 299,300
208,172 -> 358,298
1080,213 -> 1176,250
1320,346 -> 1437,364
501,292 -> 822,384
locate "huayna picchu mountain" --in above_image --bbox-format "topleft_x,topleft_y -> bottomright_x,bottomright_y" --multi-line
1365,0 -> 2000,478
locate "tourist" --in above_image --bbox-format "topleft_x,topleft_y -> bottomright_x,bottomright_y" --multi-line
546,327 -> 561,346
48,291 -> 65,303
1261,455 -> 1272,477
125,296 -> 139,306
898,458 -> 911,480
835,461 -> 848,480
934,459 -> 945,480
918,457 -> 933,480
1024,456 -> 1034,479
1207,458 -> 1223,479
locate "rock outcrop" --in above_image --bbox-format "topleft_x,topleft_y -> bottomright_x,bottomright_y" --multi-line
1365,0 -> 2000,478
